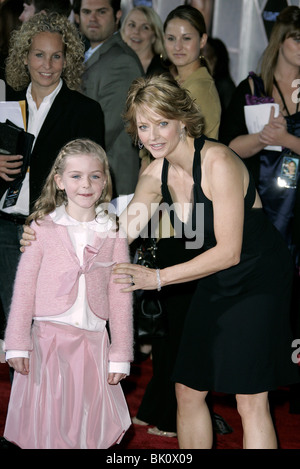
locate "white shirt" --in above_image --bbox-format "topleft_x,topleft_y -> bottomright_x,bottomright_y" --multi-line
84,43 -> 102,62
27,79 -> 63,146
6,205 -> 130,375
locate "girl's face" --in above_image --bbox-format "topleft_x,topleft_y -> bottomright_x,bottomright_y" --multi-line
164,18 -> 206,68
123,9 -> 156,56
279,35 -> 300,68
24,31 -> 65,96
136,106 -> 185,159
54,153 -> 107,221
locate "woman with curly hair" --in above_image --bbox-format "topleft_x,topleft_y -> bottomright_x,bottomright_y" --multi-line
5,10 -> 84,92
0,12 -> 105,339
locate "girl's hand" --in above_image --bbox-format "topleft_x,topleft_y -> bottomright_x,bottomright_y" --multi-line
113,263 -> 159,292
7,357 -> 29,375
108,372 -> 127,385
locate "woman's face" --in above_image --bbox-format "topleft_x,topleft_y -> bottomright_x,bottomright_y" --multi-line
164,18 -> 206,68
24,31 -> 65,95
287,160 -> 296,175
279,35 -> 300,68
122,10 -> 156,57
136,106 -> 185,159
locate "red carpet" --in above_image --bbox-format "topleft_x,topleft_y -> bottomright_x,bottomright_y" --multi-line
1,359 -> 300,449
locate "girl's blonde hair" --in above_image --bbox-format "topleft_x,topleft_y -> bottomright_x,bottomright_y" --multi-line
123,73 -> 204,145
6,11 -> 85,91
121,5 -> 167,59
26,139 -> 113,225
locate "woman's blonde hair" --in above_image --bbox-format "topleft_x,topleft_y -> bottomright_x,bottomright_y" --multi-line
6,11 -> 85,91
123,73 -> 204,144
26,139 -> 113,225
260,6 -> 300,96
121,5 -> 167,59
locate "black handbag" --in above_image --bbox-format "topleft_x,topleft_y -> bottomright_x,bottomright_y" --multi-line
0,120 -> 34,200
133,238 -> 167,343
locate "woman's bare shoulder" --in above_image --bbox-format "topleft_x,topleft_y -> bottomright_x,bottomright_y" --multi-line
202,140 -> 246,187
138,158 -> 164,186
202,140 -> 233,165
133,158 -> 163,202
143,157 -> 164,174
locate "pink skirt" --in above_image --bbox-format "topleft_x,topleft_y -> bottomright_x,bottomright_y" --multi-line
4,321 -> 131,449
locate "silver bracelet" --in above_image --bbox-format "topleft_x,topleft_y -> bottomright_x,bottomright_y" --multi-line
156,269 -> 161,292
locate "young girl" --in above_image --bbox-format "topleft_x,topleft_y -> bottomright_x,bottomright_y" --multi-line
3,139 -> 133,449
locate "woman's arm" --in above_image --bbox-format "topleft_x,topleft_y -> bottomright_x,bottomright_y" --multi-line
259,106 -> 300,154
229,132 -> 266,158
21,158 -> 163,250
230,105 -> 300,158
119,158 -> 163,244
162,145 -> 244,285
114,144 -> 245,290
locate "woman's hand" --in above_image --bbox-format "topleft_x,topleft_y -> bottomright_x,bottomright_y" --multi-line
259,106 -> 288,147
20,225 -> 36,252
107,372 -> 127,385
113,263 -> 159,292
7,357 -> 29,375
0,154 -> 23,181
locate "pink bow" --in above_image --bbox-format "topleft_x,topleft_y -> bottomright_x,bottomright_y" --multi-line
56,244 -> 115,297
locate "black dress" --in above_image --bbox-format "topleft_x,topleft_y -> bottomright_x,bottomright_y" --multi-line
163,136 -> 299,394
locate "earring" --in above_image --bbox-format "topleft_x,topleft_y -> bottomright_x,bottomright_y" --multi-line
179,127 -> 186,141
138,140 -> 144,150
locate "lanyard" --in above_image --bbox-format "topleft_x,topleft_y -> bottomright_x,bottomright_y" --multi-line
273,77 -> 299,115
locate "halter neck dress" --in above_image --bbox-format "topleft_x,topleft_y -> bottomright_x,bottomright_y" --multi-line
161,135 -> 299,394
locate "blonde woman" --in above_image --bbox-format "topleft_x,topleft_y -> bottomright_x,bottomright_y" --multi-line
121,5 -> 167,76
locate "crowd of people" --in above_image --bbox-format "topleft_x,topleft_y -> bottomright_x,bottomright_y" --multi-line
0,0 -> 299,450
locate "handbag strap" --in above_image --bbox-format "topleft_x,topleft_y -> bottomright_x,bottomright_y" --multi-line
248,71 -> 267,97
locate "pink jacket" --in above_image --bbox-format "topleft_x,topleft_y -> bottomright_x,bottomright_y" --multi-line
4,217 -> 133,363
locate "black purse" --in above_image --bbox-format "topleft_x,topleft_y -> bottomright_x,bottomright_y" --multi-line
133,238 -> 167,343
